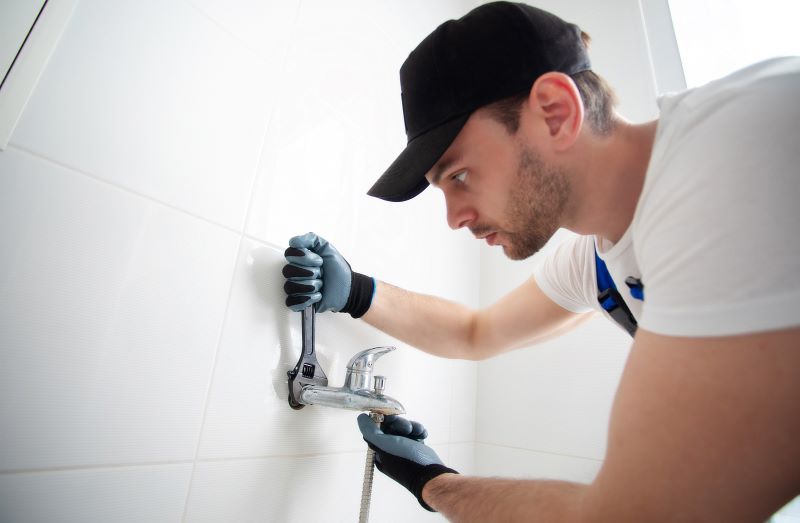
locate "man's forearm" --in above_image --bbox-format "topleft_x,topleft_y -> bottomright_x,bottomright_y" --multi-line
362,281 -> 479,359
422,473 -> 587,522
362,278 -> 588,361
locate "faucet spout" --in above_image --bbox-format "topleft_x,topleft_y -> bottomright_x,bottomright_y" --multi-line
299,385 -> 405,415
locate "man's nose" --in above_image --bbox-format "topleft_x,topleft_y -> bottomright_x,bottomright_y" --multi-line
445,196 -> 476,230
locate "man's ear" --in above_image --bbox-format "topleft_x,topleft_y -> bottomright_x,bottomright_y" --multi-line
526,72 -> 584,150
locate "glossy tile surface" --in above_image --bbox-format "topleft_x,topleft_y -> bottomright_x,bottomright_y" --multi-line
188,0 -> 300,60
0,464 -> 192,523
11,0 -> 277,230
477,315 -> 628,460
185,453 -> 445,522
475,443 -> 602,484
244,1 -> 463,247
0,149 -> 238,470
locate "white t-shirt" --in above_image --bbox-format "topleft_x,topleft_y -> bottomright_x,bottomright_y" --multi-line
534,58 -> 800,337
533,233 -> 643,332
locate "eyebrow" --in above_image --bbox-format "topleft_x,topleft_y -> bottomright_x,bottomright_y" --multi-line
429,156 -> 458,187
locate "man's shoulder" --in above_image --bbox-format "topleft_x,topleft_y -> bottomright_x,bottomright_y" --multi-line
657,57 -> 800,124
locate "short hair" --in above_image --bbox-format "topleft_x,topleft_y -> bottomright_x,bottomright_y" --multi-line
485,32 -> 618,137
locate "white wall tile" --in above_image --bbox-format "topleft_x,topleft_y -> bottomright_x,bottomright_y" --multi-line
474,443 -> 602,484
187,0 -> 301,60
448,442 -> 476,476
186,453 -> 445,523
11,0 -> 277,230
476,316 -> 628,460
0,149 -> 239,470
243,0 -> 408,246
243,0 -> 482,275
448,360 -> 478,443
0,464 -> 192,523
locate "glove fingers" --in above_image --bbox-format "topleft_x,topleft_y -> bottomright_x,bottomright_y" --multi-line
289,232 -> 327,251
382,415 -> 412,436
284,246 -> 323,267
285,293 -> 321,311
408,421 -> 428,441
284,280 -> 322,295
382,416 -> 428,441
282,263 -> 321,280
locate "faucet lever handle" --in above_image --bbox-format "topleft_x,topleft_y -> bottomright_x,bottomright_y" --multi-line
347,346 -> 396,371
344,346 -> 396,392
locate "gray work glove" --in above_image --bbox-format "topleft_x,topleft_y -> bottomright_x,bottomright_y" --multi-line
358,414 -> 458,512
282,232 -> 375,318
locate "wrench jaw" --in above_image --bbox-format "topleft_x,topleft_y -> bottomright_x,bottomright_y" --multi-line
287,306 -> 328,410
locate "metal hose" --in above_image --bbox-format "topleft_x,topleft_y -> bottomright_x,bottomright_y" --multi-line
359,412 -> 384,523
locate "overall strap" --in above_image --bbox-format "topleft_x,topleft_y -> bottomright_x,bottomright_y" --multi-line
595,248 -> 639,337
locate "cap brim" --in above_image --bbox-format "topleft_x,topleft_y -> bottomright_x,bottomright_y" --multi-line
368,113 -> 471,202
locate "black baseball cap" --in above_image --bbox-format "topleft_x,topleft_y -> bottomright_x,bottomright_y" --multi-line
368,1 -> 591,202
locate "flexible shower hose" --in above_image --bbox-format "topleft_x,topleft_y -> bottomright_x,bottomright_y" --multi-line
359,412 -> 384,523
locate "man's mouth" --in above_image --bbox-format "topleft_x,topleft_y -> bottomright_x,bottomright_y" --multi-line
474,231 -> 498,245
470,226 -> 500,245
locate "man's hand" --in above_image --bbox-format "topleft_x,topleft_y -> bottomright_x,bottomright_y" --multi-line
282,232 -> 374,318
358,413 -> 458,511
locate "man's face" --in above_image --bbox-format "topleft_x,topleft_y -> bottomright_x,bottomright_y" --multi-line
425,110 -> 570,260
503,145 -> 570,259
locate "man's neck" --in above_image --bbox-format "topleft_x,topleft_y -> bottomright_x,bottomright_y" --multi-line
565,118 -> 658,244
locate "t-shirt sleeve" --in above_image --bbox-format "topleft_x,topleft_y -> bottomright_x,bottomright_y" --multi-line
634,62 -> 800,337
533,234 -> 596,314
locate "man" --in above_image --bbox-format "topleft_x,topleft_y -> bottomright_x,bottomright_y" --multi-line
283,2 -> 800,521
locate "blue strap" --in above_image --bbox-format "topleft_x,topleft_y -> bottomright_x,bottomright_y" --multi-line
595,250 -> 645,302
594,251 -> 618,311
594,246 -> 641,338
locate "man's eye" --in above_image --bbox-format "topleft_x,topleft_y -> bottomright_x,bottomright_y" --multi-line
453,170 -> 467,183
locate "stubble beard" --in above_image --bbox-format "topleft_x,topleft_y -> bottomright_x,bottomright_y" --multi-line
502,146 -> 570,260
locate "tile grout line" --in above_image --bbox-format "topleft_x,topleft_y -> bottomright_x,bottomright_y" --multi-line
474,441 -> 603,463
179,233 -> 246,523
0,460 -> 195,476
0,448 -> 386,476
8,146 -> 304,256
237,102 -> 278,236
179,1 -> 304,516
236,0 -> 304,238
5,143 -> 242,237
185,1 -> 268,62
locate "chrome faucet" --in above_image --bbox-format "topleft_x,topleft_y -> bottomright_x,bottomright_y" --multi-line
287,308 -> 405,415
299,346 -> 405,414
